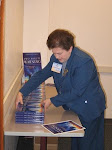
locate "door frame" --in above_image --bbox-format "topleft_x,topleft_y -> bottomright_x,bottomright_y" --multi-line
0,0 -> 5,150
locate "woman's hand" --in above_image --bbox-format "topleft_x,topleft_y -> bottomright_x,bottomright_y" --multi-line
41,99 -> 52,112
15,92 -> 23,109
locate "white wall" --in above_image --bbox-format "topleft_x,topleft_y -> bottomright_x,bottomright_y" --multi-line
23,0 -> 49,68
4,0 -> 24,96
48,0 -> 112,66
100,73 -> 112,118
4,0 -> 24,149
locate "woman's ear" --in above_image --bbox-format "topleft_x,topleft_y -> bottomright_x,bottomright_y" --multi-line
69,46 -> 73,53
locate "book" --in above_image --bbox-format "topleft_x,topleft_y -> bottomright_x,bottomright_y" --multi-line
15,52 -> 45,124
15,90 -> 45,124
42,120 -> 85,134
22,52 -> 42,83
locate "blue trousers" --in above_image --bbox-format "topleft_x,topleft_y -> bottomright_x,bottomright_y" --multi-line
71,112 -> 104,150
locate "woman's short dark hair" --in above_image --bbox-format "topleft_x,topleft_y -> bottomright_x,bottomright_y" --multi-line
46,29 -> 75,51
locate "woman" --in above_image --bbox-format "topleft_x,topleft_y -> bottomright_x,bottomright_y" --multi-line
16,29 -> 106,150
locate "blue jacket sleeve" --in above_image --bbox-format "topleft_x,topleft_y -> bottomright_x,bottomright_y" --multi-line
20,61 -> 53,97
50,59 -> 97,107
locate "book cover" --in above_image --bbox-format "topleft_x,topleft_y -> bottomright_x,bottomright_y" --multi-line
22,52 -> 42,83
42,120 -> 85,134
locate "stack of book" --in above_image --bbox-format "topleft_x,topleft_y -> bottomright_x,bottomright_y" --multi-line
15,84 -> 45,124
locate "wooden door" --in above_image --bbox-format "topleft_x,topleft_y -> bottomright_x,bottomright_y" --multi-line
0,0 -> 4,150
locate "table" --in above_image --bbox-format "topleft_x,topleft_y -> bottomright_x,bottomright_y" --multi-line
4,86 -> 84,149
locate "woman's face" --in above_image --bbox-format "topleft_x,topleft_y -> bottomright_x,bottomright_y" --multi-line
52,46 -> 72,63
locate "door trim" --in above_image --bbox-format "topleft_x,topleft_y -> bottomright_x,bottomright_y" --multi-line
0,0 -> 5,150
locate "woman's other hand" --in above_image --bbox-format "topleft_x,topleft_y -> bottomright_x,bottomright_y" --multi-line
41,99 -> 52,112
15,92 -> 23,109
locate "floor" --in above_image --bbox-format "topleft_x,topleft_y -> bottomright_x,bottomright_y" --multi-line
104,119 -> 112,150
